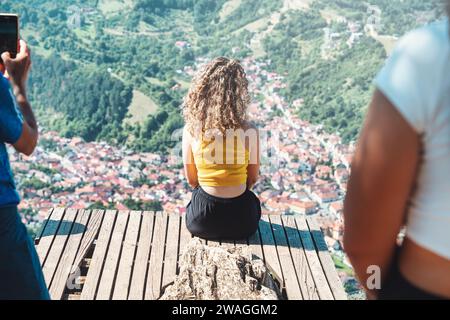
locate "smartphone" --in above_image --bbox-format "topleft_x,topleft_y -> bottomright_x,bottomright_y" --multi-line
0,14 -> 19,64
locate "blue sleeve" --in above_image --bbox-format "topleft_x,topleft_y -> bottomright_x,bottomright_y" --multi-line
0,76 -> 23,144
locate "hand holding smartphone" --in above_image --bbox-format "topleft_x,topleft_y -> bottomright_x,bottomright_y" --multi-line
0,13 -> 19,67
0,14 -> 32,98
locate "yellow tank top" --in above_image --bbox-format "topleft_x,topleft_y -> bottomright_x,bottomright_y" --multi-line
192,135 -> 249,187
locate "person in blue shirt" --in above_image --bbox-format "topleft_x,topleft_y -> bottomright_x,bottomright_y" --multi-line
0,40 -> 49,300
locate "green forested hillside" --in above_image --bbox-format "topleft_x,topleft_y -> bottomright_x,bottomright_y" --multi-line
1,0 -> 445,149
262,0 -> 442,141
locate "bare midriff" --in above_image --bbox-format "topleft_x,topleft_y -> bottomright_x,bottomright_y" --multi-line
399,237 -> 450,299
201,184 -> 247,199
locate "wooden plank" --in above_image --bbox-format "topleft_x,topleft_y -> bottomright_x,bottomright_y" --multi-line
161,214 -> 181,292
49,209 -> 91,300
259,216 -> 283,285
282,215 -> 319,300
129,211 -> 155,300
145,212 -> 168,300
269,215 -> 303,300
112,211 -> 142,300
42,208 -> 78,286
178,214 -> 192,271
295,216 -> 334,300
81,210 -> 117,300
72,210 -> 104,271
307,217 -> 347,300
34,208 -> 53,244
248,229 -> 265,262
96,211 -> 130,300
36,208 -> 66,266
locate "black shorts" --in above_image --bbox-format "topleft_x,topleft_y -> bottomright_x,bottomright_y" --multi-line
378,247 -> 446,300
186,187 -> 262,241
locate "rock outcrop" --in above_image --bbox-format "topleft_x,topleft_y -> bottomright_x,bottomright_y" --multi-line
159,238 -> 282,300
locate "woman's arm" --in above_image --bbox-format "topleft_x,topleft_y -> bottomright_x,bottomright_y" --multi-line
343,90 -> 420,299
2,41 -> 38,156
182,127 -> 199,188
246,125 -> 260,189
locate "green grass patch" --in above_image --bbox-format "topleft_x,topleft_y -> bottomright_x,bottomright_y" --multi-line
98,0 -> 133,16
125,90 -> 160,125
332,254 -> 354,276
219,0 -> 242,22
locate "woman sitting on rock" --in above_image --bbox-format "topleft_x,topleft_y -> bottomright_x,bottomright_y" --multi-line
182,57 -> 261,241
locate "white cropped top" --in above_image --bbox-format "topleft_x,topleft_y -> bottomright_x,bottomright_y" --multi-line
375,19 -> 450,260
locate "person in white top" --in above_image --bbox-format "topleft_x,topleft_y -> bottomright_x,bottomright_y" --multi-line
344,4 -> 450,300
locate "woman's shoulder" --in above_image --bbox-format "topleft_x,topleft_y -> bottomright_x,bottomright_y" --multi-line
240,122 -> 260,143
242,121 -> 259,132
183,126 -> 196,145
395,19 -> 449,67
374,19 -> 449,135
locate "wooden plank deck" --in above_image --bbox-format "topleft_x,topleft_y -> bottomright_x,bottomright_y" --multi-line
35,209 -> 347,300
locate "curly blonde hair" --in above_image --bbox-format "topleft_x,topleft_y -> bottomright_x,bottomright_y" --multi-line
183,57 -> 251,137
